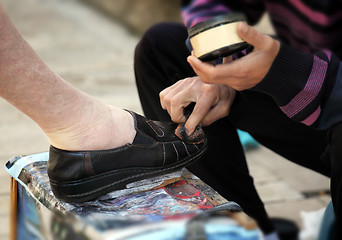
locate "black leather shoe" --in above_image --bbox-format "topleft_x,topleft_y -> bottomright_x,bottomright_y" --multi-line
48,111 -> 207,203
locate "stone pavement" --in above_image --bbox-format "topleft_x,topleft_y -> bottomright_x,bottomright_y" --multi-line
0,0 -> 331,239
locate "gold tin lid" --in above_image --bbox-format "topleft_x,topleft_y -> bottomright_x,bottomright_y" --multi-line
188,12 -> 247,38
188,13 -> 251,62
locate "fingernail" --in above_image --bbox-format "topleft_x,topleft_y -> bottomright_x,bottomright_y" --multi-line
239,22 -> 248,34
187,56 -> 194,65
184,122 -> 193,135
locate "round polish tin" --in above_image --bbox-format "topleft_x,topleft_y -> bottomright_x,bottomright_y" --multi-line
188,13 -> 251,62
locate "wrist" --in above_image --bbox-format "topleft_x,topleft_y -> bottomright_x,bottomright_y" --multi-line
252,42 -> 314,105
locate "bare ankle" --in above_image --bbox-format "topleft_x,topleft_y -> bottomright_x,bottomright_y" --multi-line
46,106 -> 136,151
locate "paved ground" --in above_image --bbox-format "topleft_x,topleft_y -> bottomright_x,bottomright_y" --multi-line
0,0 -> 331,239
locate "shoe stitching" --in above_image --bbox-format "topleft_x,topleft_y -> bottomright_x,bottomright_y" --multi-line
53,144 -> 131,154
153,121 -> 167,131
127,142 -> 159,148
182,142 -> 190,156
83,152 -> 95,176
55,143 -> 160,156
52,139 -> 163,154
172,142 -> 179,162
146,120 -> 165,137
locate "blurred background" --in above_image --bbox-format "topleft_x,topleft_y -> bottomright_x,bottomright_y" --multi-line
0,0 -> 331,239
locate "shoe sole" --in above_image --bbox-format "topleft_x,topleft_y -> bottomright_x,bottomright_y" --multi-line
50,142 -> 207,203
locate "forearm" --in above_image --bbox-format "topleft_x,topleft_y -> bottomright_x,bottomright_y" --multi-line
0,5 -> 99,133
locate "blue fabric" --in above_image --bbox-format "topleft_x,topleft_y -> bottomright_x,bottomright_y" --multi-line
237,130 -> 259,150
318,201 -> 336,240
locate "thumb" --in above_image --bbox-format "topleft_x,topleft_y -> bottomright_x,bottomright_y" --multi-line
237,22 -> 265,50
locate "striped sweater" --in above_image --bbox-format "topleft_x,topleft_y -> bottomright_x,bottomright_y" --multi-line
182,0 -> 342,130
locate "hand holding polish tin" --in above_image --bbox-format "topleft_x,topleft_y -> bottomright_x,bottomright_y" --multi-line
188,20 -> 280,91
188,13 -> 251,62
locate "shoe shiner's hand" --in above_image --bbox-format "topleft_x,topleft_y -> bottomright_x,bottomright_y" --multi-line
159,76 -> 236,136
187,22 -> 280,91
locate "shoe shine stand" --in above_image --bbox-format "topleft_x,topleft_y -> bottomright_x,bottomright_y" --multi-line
6,152 -> 261,240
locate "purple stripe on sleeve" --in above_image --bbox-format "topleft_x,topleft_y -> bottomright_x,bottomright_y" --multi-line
269,4 -> 342,44
301,105 -> 321,125
274,25 -> 342,54
182,5 -> 230,27
280,56 -> 328,118
192,0 -> 213,7
288,0 -> 342,25
186,16 -> 213,27
323,50 -> 332,61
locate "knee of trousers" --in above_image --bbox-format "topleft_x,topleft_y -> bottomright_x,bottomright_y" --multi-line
135,22 -> 187,60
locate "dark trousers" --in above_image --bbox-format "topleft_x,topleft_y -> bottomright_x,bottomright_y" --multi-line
134,22 -> 341,236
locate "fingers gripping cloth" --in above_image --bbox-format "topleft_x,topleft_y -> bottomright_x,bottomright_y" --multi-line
175,103 -> 206,144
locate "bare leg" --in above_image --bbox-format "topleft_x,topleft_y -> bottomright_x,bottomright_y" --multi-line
0,5 -> 135,151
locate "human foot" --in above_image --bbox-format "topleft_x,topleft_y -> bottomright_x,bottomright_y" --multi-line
48,111 -> 207,203
45,103 -> 136,151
